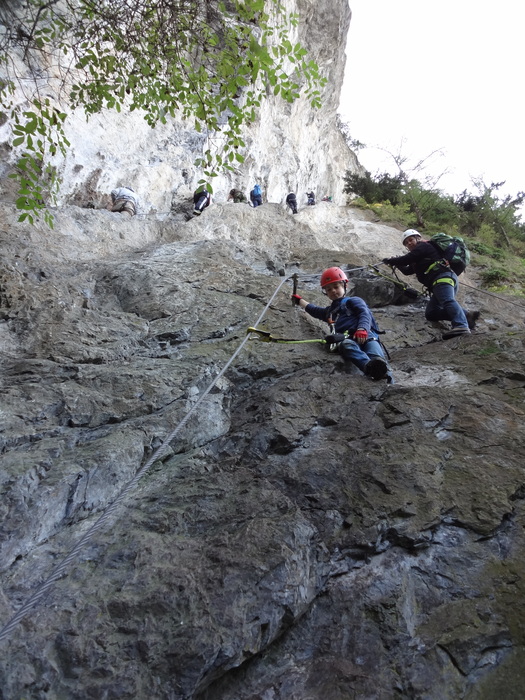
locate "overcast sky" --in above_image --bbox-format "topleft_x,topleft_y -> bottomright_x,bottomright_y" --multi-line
338,0 -> 525,206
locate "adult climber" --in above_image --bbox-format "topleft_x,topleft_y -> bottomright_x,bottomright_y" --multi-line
193,185 -> 212,216
382,229 -> 478,339
286,192 -> 298,214
291,266 -> 393,382
228,188 -> 247,203
250,184 -> 263,207
108,186 -> 138,217
306,191 -> 315,206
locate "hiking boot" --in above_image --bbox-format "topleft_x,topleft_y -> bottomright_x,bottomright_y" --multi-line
465,310 -> 480,330
442,326 -> 471,340
364,357 -> 389,380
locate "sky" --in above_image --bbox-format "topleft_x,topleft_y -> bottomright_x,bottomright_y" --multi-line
338,0 -> 525,207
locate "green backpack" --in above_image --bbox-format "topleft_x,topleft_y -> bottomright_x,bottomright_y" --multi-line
429,233 -> 470,275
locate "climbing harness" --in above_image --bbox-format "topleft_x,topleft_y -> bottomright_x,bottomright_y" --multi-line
369,264 -> 421,299
247,327 -> 326,345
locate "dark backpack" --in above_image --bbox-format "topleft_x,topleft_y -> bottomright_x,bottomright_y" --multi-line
429,233 -> 470,275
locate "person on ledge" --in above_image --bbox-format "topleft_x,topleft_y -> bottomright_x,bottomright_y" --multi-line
193,185 -> 212,216
291,266 -> 393,383
250,184 -> 263,207
108,186 -> 138,217
286,192 -> 298,214
228,188 -> 247,203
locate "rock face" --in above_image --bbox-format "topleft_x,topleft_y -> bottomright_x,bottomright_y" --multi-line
2,199 -> 525,700
2,2 -> 525,699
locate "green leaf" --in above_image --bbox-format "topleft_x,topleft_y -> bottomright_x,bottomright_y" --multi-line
5,0 -> 326,228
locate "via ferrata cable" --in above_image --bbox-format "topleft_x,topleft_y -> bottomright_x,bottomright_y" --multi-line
0,275 -> 293,644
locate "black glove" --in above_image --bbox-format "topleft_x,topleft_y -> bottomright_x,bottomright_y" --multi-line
382,258 -> 396,266
324,333 -> 346,346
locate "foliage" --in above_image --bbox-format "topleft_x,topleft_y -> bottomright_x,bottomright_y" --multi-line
468,239 -> 505,261
402,180 -> 459,228
369,201 -> 413,228
7,99 -> 69,226
351,141 -> 451,228
0,0 -> 326,224
455,180 -> 525,245
343,168 -> 525,291
343,170 -> 459,229
336,115 -> 366,151
480,267 -> 509,286
477,344 -> 501,356
343,170 -> 404,206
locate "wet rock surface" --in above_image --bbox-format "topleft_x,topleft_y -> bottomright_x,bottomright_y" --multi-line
2,200 -> 525,699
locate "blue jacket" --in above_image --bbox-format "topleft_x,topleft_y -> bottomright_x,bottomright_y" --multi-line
305,296 -> 380,336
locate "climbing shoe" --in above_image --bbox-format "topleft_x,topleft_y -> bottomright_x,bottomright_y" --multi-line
442,327 -> 471,340
364,358 -> 389,380
193,209 -> 201,216
465,310 -> 480,330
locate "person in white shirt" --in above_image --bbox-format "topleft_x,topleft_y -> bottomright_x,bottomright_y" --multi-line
108,187 -> 138,217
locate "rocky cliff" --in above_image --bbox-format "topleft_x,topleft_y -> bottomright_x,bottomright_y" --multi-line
2,2 -> 525,699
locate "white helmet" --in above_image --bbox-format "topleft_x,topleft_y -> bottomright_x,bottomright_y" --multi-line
402,229 -> 421,243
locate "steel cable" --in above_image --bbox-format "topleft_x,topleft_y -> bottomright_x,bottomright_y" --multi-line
0,275 -> 292,644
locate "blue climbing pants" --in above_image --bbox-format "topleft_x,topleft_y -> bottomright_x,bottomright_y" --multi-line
339,336 -> 386,373
425,274 -> 468,328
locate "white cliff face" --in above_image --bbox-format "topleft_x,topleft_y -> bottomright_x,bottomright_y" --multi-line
240,0 -> 359,206
0,0 -> 358,214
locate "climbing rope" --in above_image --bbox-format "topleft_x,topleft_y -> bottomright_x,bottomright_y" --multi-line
5,267 -> 385,641
368,264 -> 421,299
291,265 -> 369,280
4,262 -> 522,643
460,280 -> 525,309
375,261 -> 525,310
0,275 -> 293,644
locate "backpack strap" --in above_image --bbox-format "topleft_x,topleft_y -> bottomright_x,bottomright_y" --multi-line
429,238 -> 458,263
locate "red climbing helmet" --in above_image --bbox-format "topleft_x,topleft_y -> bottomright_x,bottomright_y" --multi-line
320,266 -> 348,288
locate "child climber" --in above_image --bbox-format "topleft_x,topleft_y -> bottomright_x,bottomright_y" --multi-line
291,266 -> 393,382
